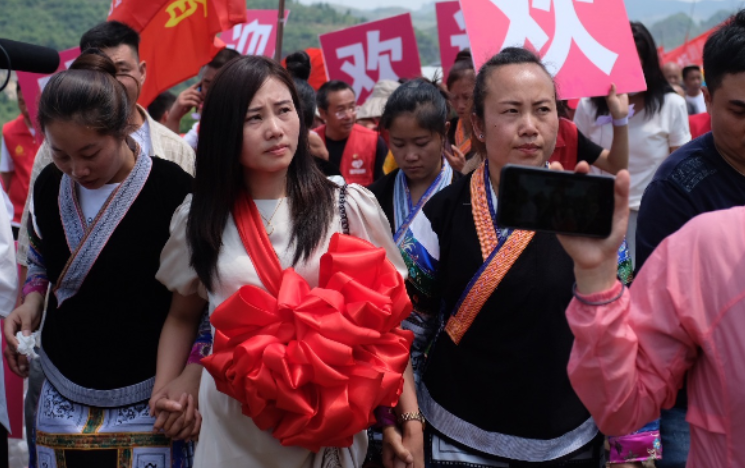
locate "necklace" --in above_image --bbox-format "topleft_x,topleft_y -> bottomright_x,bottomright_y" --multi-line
258,198 -> 284,236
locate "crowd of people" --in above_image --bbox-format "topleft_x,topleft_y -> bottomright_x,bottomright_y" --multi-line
0,8 -> 744,468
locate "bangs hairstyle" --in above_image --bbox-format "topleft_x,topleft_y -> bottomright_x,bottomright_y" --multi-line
37,51 -> 132,139
188,55 -> 336,291
703,9 -> 745,96
380,78 -> 450,137
592,21 -> 672,118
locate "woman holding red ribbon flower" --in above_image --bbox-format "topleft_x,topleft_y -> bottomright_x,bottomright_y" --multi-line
151,55 -> 417,468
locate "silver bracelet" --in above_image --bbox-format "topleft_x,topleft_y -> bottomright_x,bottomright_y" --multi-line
572,282 -> 625,306
612,116 -> 629,127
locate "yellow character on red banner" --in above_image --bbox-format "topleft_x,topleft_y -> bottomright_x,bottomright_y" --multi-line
165,0 -> 207,28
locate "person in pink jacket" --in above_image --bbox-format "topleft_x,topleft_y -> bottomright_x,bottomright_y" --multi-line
557,162 -> 745,465
556,11 -> 745,467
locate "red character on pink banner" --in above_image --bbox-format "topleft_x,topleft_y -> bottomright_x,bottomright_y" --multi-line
320,14 -> 422,104
459,0 -> 646,99
437,1 -> 471,79
17,47 -> 81,145
220,9 -> 291,57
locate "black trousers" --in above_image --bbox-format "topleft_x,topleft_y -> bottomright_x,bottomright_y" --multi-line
0,425 -> 8,468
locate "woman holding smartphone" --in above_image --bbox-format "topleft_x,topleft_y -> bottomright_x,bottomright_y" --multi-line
383,47 -> 632,468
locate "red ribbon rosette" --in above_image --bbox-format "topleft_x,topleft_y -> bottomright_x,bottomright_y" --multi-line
202,233 -> 414,452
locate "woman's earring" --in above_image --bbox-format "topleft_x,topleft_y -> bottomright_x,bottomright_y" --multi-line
479,133 -> 484,140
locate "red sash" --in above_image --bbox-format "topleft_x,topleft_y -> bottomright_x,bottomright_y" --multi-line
202,193 -> 414,451
444,163 -> 535,344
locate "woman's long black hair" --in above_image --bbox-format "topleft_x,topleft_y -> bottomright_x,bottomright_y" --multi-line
187,55 -> 336,291
592,22 -> 673,118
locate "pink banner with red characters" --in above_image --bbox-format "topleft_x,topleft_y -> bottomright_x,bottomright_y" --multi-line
17,47 -> 81,145
459,0 -> 646,99
319,13 -> 422,104
219,9 -> 290,58
437,1 -> 471,80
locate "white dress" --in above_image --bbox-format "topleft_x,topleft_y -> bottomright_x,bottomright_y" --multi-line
157,185 -> 407,468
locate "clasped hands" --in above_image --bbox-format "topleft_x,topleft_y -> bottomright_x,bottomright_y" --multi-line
149,363 -> 203,442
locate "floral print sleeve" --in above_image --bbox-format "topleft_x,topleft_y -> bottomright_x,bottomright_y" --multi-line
23,200 -> 49,300
188,309 -> 212,364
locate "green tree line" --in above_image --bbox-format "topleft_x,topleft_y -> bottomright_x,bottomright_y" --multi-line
0,0 -> 735,127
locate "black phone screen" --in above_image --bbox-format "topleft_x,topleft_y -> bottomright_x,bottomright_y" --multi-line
496,164 -> 615,238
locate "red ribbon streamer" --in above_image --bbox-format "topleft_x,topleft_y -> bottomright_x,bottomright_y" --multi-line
202,194 -> 414,452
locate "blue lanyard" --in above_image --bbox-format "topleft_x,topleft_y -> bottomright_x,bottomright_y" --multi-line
404,160 -> 446,214
393,159 -> 447,244
483,160 -> 511,243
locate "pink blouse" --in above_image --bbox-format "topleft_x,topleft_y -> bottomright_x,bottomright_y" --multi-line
566,206 -> 745,468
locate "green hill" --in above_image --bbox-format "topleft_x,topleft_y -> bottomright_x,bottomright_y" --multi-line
651,9 -> 732,52
0,0 -> 736,128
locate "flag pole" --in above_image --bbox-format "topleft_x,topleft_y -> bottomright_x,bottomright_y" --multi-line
274,0 -> 286,62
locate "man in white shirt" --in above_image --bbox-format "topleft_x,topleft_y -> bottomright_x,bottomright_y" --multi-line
683,65 -> 706,115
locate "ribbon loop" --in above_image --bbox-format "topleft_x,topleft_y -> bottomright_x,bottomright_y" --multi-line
202,191 -> 413,452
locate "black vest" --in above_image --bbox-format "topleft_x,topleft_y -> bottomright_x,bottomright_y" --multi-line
35,158 -> 192,391
421,173 -> 591,440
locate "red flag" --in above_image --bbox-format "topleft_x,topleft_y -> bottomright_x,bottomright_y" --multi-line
305,48 -> 328,91
281,48 -> 328,91
661,25 -> 721,68
108,0 -> 246,106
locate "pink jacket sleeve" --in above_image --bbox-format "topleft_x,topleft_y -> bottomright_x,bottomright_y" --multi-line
566,235 -> 704,436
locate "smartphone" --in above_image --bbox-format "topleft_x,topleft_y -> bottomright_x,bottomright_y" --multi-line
496,164 -> 615,238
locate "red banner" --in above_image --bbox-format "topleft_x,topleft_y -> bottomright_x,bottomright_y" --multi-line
319,14 -> 422,104
219,9 -> 290,58
109,0 -> 246,106
436,1 -> 471,80
661,26 -> 718,68
460,0 -> 646,99
17,48 -> 82,145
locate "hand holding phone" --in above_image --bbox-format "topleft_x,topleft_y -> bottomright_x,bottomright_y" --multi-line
551,161 -> 631,295
497,164 -> 615,238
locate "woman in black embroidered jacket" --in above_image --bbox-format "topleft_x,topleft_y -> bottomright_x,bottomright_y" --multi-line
2,52 -> 196,467
383,48 -> 613,468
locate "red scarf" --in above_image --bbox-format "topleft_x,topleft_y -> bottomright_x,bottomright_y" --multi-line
202,193 -> 414,451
